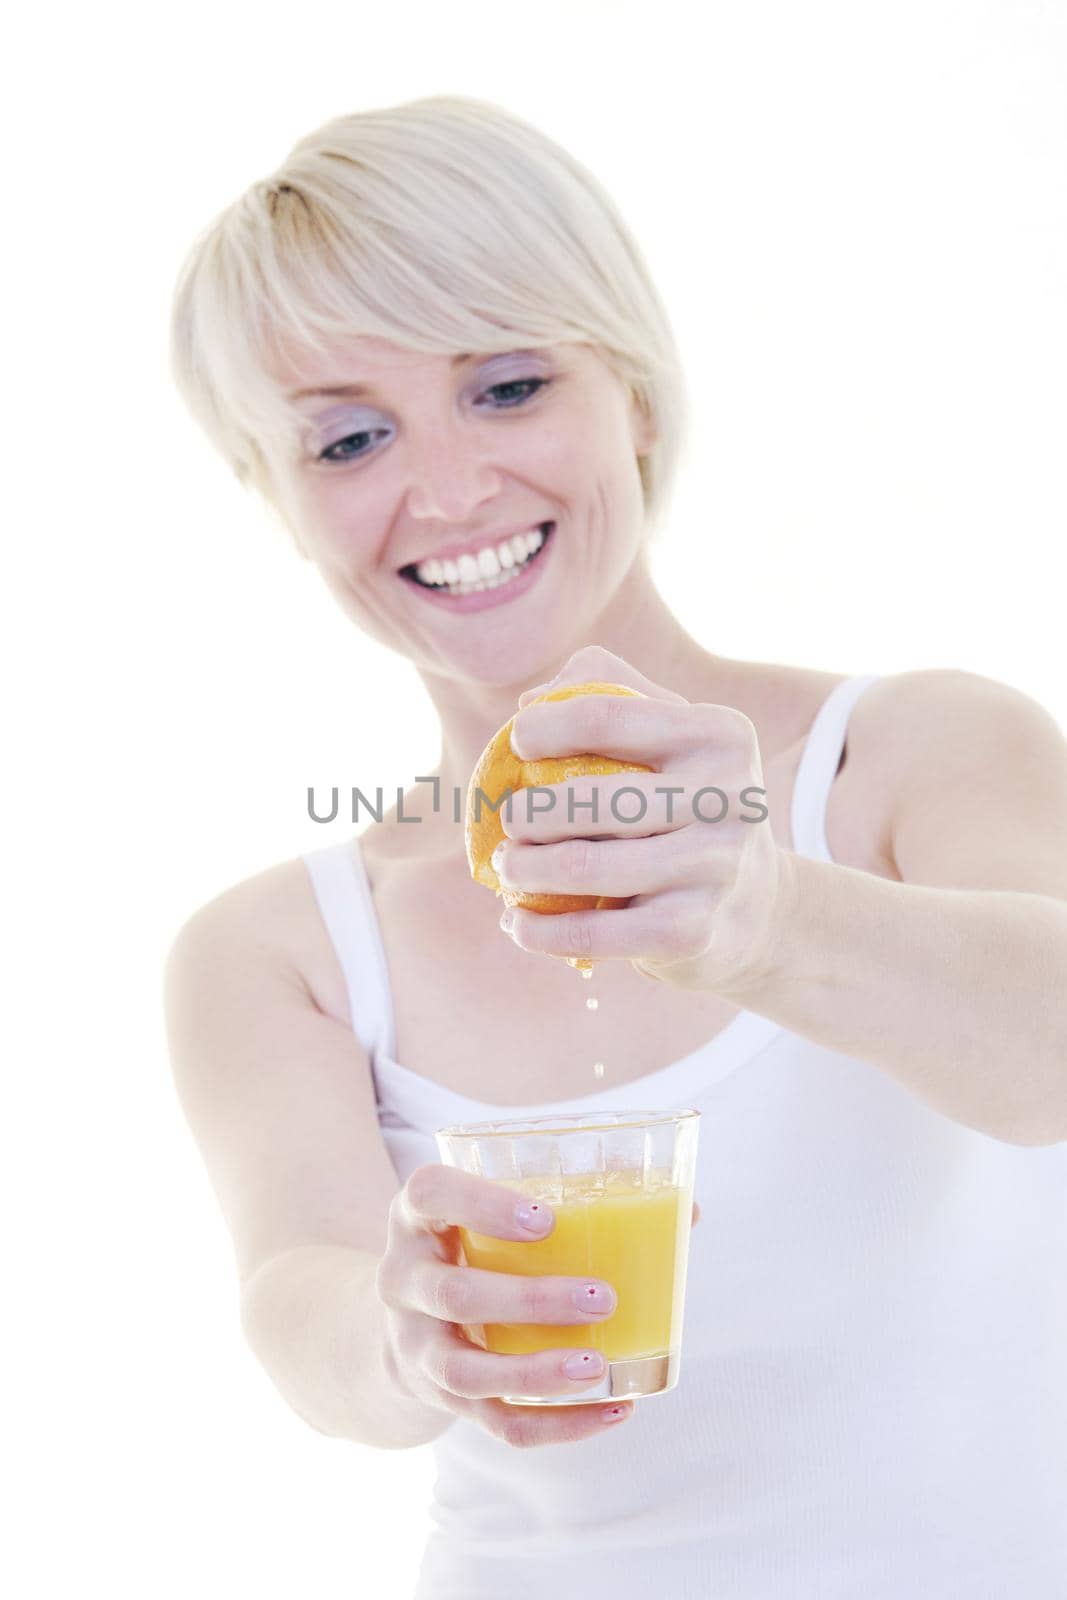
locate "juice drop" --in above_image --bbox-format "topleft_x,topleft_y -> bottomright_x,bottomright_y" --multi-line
568,960 -> 604,1082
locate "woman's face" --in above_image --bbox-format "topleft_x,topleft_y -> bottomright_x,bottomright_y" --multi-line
269,337 -> 656,686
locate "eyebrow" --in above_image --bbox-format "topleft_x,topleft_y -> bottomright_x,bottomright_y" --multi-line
288,352 -> 474,402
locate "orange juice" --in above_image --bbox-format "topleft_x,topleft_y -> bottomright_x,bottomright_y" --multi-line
459,1169 -> 693,1361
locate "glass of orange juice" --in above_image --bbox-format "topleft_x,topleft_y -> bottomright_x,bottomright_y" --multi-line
435,1109 -> 700,1405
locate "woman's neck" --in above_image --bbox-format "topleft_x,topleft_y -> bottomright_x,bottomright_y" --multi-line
414,551 -> 738,809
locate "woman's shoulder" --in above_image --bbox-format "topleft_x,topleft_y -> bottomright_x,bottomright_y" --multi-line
726,657 -> 988,757
165,852 -> 346,1017
169,852 -> 318,940
776,661 -> 1059,882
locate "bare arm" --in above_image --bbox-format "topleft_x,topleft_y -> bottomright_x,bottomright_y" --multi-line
725,855 -> 1067,1144
162,861 -> 452,1450
240,1244 -> 452,1450
720,671 -> 1067,1145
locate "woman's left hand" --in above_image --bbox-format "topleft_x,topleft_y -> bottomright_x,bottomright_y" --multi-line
493,646 -> 794,993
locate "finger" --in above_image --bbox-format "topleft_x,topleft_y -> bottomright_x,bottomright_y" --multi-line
516,645 -> 688,708
502,887 -> 712,966
469,1394 -> 635,1446
426,1325 -> 612,1402
511,694 -> 753,767
399,1258 -> 619,1327
495,827 -> 705,901
405,1344 -> 635,1445
398,1163 -> 558,1242
499,773 -> 753,843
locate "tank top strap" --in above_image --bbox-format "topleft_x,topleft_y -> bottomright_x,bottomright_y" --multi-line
301,838 -> 397,1061
790,674 -> 881,862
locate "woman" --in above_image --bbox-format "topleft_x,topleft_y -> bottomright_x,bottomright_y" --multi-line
164,96 -> 1067,1596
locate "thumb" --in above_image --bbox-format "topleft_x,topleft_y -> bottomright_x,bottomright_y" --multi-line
517,680 -> 555,708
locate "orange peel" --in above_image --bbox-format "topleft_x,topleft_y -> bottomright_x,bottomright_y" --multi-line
465,681 -> 653,916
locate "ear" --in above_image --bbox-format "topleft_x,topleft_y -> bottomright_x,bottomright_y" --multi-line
287,523 -> 313,562
259,475 -> 312,559
261,495 -> 311,559
629,389 -> 658,457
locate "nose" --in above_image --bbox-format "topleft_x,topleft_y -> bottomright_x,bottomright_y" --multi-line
403,420 -> 503,523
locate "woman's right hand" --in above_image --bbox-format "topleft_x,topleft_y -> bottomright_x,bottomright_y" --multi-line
375,1163 -> 632,1448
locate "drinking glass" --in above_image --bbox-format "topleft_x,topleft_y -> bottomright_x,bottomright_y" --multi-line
435,1108 -> 700,1405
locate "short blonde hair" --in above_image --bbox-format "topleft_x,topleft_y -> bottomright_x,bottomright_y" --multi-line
169,95 -> 688,541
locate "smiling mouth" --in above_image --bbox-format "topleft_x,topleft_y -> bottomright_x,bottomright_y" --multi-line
399,522 -> 555,597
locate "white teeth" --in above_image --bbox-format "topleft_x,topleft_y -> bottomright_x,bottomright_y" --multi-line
451,566 -> 523,595
409,523 -> 552,593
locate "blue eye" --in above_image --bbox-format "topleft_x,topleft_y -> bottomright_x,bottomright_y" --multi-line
318,427 -> 390,464
481,377 -> 549,407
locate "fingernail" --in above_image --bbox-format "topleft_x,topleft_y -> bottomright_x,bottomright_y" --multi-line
563,1351 -> 605,1380
491,842 -> 506,875
515,1201 -> 552,1232
517,681 -> 551,706
573,1282 -> 616,1315
499,908 -> 515,934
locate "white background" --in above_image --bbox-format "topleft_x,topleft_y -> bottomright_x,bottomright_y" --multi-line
7,1 -> 1065,1595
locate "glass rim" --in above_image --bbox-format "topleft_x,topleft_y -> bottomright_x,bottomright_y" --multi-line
435,1107 -> 700,1141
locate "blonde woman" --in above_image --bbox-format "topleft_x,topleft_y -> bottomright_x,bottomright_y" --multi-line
164,96 -> 1067,1597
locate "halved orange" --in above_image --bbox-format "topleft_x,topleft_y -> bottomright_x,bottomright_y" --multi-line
465,681 -> 653,914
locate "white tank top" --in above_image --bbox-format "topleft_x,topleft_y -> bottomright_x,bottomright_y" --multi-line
302,675 -> 1067,1598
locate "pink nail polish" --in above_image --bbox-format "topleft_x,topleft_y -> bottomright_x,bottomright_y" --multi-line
573,1282 -> 616,1315
563,1351 -> 605,1380
515,1202 -> 551,1232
